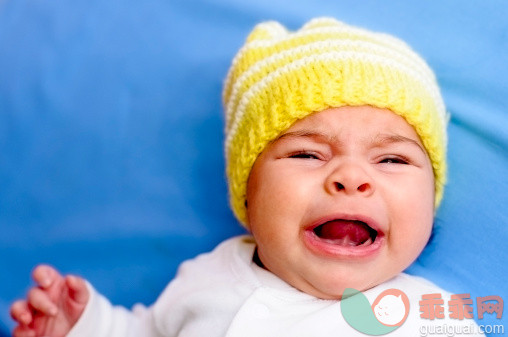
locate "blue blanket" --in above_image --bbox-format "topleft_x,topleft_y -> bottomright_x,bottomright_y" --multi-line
1,0 -> 506,335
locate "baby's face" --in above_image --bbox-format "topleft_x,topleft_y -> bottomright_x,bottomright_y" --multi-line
246,105 -> 435,299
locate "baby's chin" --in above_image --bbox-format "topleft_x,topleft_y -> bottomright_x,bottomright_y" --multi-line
286,268 -> 396,300
297,282 -> 376,300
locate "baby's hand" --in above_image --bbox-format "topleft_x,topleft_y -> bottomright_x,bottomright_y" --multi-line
10,265 -> 89,337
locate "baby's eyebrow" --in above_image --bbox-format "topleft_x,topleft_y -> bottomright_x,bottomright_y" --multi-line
371,134 -> 426,154
275,130 -> 338,144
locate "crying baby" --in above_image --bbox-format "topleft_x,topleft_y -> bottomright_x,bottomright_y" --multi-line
11,17 -> 485,337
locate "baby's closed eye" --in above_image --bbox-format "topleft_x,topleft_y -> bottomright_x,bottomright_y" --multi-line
288,151 -> 321,160
378,156 -> 410,164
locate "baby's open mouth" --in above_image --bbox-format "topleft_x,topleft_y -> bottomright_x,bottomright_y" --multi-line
312,220 -> 378,246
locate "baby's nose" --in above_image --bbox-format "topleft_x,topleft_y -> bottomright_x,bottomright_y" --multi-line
325,161 -> 375,196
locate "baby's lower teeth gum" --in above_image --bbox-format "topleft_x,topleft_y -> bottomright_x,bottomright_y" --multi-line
321,235 -> 373,247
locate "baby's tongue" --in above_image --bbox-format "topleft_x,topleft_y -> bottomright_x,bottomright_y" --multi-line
314,220 -> 371,246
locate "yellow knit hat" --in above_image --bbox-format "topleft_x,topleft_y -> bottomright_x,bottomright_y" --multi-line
223,17 -> 447,226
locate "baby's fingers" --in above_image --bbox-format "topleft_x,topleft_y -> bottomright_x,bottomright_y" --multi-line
10,300 -> 32,325
32,264 -> 61,289
66,275 -> 89,305
27,287 -> 58,316
12,325 -> 36,337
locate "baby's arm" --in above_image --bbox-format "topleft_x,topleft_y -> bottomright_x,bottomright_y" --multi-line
10,265 -> 89,337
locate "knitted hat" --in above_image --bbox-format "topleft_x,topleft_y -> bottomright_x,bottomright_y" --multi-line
223,17 -> 447,226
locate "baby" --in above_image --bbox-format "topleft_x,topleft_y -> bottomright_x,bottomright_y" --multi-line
10,18 -> 484,336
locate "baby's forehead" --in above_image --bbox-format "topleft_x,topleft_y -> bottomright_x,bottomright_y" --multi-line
281,106 -> 421,138
272,106 -> 428,156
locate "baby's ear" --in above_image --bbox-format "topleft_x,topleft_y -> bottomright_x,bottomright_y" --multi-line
246,21 -> 287,42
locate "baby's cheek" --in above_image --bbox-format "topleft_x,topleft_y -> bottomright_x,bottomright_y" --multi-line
388,220 -> 432,259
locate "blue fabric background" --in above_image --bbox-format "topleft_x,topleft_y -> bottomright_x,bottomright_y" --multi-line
0,0 -> 506,335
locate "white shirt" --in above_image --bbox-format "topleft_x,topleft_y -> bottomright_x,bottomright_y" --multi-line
68,235 -> 484,336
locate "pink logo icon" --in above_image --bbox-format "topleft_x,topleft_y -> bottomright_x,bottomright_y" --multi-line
371,289 -> 410,327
